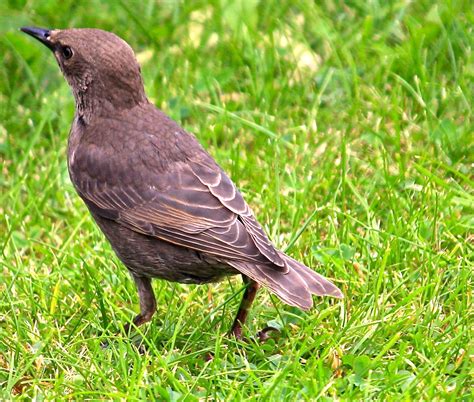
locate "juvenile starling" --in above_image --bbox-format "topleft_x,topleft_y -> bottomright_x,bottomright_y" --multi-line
21,27 -> 343,339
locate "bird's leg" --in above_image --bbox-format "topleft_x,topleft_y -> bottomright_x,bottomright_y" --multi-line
230,275 -> 260,340
123,274 -> 157,334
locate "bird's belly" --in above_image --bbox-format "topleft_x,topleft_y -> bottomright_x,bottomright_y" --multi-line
90,213 -> 237,284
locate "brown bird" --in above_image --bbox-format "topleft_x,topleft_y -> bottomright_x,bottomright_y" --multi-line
21,27 -> 343,339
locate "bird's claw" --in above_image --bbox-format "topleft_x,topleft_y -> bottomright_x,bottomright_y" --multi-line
256,326 -> 280,342
229,325 -> 281,343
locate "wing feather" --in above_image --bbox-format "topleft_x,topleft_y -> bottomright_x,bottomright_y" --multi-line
190,159 -> 287,268
72,143 -> 285,269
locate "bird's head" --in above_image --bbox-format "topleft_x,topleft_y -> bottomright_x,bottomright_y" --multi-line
21,27 -> 147,116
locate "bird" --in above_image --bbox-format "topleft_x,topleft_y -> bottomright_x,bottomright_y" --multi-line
21,27 -> 343,340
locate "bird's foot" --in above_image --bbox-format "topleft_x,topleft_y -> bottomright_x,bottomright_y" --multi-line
229,325 -> 280,343
229,325 -> 244,341
256,326 -> 280,342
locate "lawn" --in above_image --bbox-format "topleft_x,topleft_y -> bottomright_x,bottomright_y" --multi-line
1,0 -> 472,399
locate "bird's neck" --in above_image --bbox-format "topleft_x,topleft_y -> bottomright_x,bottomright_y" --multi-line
69,73 -> 148,122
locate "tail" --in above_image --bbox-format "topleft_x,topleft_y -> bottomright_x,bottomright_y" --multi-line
227,252 -> 343,310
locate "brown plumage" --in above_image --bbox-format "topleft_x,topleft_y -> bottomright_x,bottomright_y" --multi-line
21,27 -> 343,339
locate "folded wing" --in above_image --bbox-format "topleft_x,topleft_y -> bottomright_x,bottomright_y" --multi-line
71,142 -> 287,270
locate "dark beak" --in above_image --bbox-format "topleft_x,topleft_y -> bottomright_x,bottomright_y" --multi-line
21,27 -> 54,50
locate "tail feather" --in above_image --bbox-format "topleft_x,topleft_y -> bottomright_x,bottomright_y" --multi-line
283,254 -> 343,299
228,252 -> 343,310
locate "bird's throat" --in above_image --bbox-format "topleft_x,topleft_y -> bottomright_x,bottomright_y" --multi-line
70,75 -> 147,123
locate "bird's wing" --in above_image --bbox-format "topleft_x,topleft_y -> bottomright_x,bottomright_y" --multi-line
71,142 -> 287,269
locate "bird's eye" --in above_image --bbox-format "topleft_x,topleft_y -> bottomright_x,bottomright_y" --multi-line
62,46 -> 73,60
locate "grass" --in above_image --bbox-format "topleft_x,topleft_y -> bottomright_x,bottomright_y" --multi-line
1,0 -> 472,399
